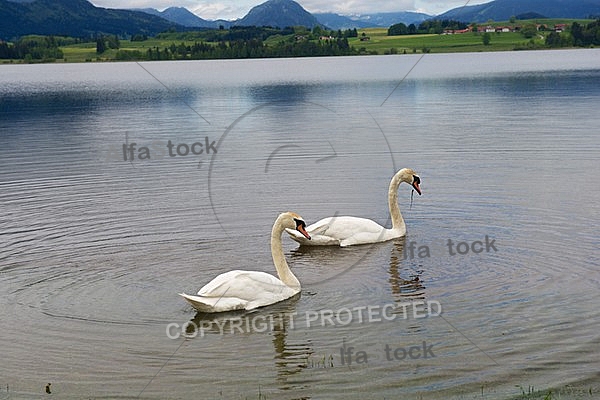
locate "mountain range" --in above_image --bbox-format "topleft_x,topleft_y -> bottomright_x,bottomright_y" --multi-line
135,3 -> 432,31
1,0 -> 599,41
437,0 -> 600,22
136,6 -> 230,29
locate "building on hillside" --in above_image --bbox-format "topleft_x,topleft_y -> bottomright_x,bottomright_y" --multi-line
554,23 -> 567,32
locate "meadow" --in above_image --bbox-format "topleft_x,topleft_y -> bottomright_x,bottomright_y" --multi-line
349,29 -> 533,54
349,19 -> 593,54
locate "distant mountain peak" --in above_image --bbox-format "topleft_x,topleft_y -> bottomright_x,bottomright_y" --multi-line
236,0 -> 322,28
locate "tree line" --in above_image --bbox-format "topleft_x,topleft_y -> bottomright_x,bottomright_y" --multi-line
544,19 -> 600,47
155,25 -> 358,42
0,25 -> 359,62
0,35 -> 70,61
388,19 -> 468,35
108,26 -> 358,61
115,37 -> 356,61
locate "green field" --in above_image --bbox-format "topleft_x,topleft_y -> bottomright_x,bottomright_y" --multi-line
350,19 -> 593,54
56,31 -> 556,63
61,38 -> 199,63
349,24 -> 586,54
350,29 -> 534,53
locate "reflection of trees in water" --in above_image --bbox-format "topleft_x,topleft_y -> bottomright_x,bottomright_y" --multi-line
388,237 -> 426,301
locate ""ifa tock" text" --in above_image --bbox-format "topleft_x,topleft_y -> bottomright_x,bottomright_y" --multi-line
403,235 -> 498,259
122,138 -> 217,161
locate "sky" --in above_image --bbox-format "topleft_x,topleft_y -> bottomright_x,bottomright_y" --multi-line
88,0 -> 492,20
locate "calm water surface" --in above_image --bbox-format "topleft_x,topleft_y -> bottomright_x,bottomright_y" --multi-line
1,50 -> 599,399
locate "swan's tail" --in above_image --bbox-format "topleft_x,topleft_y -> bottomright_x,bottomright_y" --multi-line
179,293 -> 247,313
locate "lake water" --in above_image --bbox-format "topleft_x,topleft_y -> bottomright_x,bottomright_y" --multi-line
1,49 -> 599,399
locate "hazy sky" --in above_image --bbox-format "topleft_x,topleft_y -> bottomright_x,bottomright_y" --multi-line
89,0 -> 492,20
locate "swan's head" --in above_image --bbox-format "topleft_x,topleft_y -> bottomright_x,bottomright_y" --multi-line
411,174 -> 422,195
282,212 -> 311,240
396,168 -> 422,195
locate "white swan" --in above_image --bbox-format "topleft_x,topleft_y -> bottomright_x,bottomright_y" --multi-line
286,168 -> 421,247
179,212 -> 311,313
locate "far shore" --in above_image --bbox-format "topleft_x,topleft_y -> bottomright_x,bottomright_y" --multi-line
2,19 -> 597,65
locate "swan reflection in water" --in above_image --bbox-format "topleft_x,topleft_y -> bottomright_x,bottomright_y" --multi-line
184,296 -> 315,388
388,237 -> 426,301
184,294 -> 302,338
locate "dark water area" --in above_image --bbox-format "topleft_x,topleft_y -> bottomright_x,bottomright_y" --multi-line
1,50 -> 599,399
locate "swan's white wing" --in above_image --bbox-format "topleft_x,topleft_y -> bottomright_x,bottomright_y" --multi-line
317,216 -> 385,235
197,270 -> 290,299
305,218 -> 331,234
318,216 -> 392,246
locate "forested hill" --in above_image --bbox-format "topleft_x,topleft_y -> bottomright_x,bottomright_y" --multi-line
0,0 -> 182,40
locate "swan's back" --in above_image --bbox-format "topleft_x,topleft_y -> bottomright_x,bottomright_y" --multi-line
311,216 -> 386,235
198,270 -> 297,298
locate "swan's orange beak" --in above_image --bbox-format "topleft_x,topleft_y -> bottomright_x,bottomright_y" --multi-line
412,181 -> 422,195
297,224 -> 311,240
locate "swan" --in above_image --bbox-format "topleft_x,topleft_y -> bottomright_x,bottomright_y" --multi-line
179,212 -> 311,313
286,168 -> 421,247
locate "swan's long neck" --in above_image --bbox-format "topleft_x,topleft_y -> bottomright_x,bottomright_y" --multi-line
271,217 -> 301,290
388,173 -> 406,231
